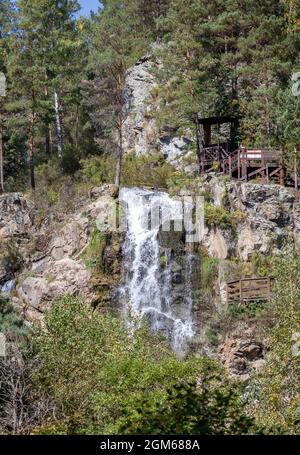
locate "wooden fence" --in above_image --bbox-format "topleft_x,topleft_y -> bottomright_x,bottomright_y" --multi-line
226,277 -> 274,304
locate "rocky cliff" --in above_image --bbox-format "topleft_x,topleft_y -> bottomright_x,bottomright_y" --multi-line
0,185 -> 120,322
122,54 -> 194,169
1,176 -> 299,377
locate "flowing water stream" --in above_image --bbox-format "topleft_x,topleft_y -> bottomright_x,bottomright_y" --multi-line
119,187 -> 194,354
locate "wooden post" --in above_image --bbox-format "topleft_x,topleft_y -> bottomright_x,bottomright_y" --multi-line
229,155 -> 232,177
195,113 -> 204,174
261,150 -> 265,178
239,279 -> 243,306
266,163 -> 269,183
267,277 -> 271,303
204,124 -> 211,146
279,147 -> 285,186
238,149 -> 241,180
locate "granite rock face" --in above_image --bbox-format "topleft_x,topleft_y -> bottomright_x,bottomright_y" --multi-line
194,174 -> 298,261
0,193 -> 35,287
0,193 -> 35,241
8,185 -> 120,322
122,55 -> 191,168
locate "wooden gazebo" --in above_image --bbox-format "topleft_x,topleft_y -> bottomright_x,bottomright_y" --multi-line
195,115 -> 237,173
194,114 -> 299,188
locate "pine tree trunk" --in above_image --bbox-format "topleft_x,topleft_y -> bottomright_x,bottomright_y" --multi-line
44,75 -> 51,158
54,91 -> 63,159
115,109 -> 123,187
115,76 -> 124,187
28,106 -> 36,191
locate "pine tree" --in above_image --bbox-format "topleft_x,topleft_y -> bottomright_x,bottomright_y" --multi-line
87,0 -> 149,186
0,0 -> 12,193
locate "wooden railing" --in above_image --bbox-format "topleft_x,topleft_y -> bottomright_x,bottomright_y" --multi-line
227,277 -> 274,304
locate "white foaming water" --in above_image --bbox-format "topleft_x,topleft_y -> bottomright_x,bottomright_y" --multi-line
119,187 -> 194,354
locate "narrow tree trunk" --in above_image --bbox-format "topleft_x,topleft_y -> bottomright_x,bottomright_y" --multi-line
44,73 -> 51,159
28,105 -> 36,191
115,76 -> 124,187
115,109 -> 123,187
54,91 -> 63,159
0,108 -> 4,194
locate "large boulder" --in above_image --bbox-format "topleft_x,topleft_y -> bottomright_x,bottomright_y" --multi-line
12,185 -> 121,322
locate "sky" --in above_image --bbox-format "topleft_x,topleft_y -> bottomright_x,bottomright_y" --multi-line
78,0 -> 100,16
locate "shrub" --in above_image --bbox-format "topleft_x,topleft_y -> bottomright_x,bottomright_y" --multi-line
33,296 -> 200,434
81,229 -> 108,275
227,300 -> 266,318
201,257 -> 219,295
0,295 -> 29,340
204,203 -> 233,230
120,365 -> 254,435
0,240 -> 24,275
247,258 -> 300,433
122,152 -> 174,188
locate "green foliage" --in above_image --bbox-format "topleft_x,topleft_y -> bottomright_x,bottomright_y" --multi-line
228,300 -> 267,318
201,257 -> 219,295
204,203 -> 233,230
79,152 -> 175,190
81,229 -> 107,275
122,153 -> 174,188
0,240 -> 24,274
78,155 -> 115,189
248,258 -> 300,433
33,158 -> 79,218
0,295 -> 29,339
33,296 -> 200,434
120,366 -> 254,435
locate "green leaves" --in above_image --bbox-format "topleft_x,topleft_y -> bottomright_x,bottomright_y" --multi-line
34,295 -> 199,434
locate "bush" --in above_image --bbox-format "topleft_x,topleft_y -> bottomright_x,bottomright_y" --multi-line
120,366 -> 254,435
0,295 -> 29,340
247,258 -> 300,433
78,152 -> 175,191
81,229 -> 108,275
33,296 -> 200,434
0,240 -> 24,275
201,257 -> 219,295
227,300 -> 266,318
204,203 -> 233,230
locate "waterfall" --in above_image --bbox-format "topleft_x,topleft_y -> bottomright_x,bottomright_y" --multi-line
119,187 -> 194,354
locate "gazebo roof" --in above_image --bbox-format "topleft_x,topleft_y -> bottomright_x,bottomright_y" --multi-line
198,116 -> 236,126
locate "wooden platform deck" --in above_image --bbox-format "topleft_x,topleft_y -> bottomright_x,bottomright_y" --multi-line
226,277 -> 274,304
201,147 -> 299,188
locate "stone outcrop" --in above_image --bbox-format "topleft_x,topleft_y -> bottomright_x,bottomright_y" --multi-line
5,184 -> 120,322
0,193 -> 35,288
0,192 -> 35,241
192,174 -> 299,261
219,336 -> 266,379
122,54 -> 191,167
